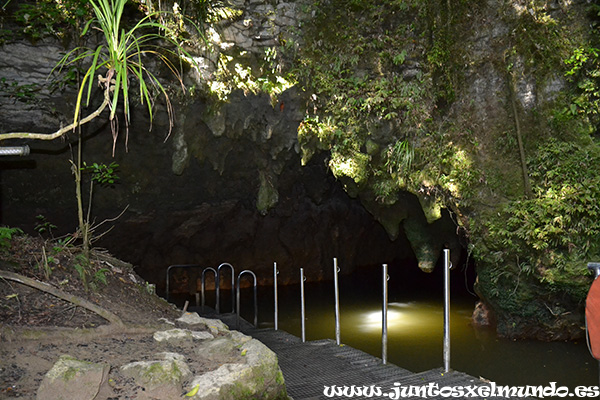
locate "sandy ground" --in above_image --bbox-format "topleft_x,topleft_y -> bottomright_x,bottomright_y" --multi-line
0,235 -> 223,399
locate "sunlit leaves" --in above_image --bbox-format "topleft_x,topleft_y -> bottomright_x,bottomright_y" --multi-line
564,46 -> 600,132
329,150 -> 371,185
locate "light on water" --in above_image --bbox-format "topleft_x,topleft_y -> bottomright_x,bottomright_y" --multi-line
359,307 -> 405,332
357,302 -> 440,334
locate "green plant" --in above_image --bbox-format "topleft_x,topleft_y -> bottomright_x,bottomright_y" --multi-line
13,0 -> 91,40
37,245 -> 57,281
0,77 -> 40,104
290,0 -> 462,211
72,160 -> 120,260
0,226 -> 23,251
92,268 -> 110,289
73,253 -> 90,291
0,0 -> 202,147
564,46 -> 600,133
385,140 -> 414,176
81,161 -> 119,185
0,1 -> 208,295
58,0 -> 190,153
0,0 -> 204,290
486,139 -> 600,301
53,235 -> 75,254
34,215 -> 57,237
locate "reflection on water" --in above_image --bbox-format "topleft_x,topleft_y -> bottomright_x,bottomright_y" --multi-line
230,279 -> 599,389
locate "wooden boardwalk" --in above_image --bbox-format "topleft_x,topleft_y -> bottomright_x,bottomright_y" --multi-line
198,310 -> 529,400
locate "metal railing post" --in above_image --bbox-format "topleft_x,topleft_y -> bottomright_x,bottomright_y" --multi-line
382,263 -> 388,364
443,249 -> 452,373
217,263 -> 235,314
300,268 -> 306,342
201,267 -> 217,311
166,266 -> 173,302
274,262 -> 279,331
236,270 -> 258,328
334,258 -> 341,345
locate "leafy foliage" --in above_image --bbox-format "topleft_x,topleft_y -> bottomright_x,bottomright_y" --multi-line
82,161 -> 119,186
0,77 -> 40,103
289,0 -> 477,208
0,226 -> 23,251
34,215 -> 57,236
207,47 -> 294,104
487,139 -> 600,300
564,46 -> 600,133
13,0 -> 91,40
292,1 -> 427,187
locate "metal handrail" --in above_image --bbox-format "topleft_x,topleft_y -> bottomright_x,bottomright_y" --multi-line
274,262 -> 279,331
236,270 -> 258,328
382,263 -> 389,364
216,263 -> 235,314
443,249 -> 453,373
333,258 -> 341,345
165,264 -> 202,302
300,268 -> 306,342
201,267 -> 217,311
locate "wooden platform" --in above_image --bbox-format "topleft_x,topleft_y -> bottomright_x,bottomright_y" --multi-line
197,310 -> 529,400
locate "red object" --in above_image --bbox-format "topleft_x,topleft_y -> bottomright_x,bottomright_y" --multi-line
586,278 -> 600,360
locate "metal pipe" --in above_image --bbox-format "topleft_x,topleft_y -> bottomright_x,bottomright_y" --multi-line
0,145 -> 30,157
334,257 -> 341,345
300,268 -> 306,342
274,262 -> 279,331
236,270 -> 258,328
216,263 -> 235,314
201,267 -> 217,312
443,249 -> 451,373
382,263 -> 388,365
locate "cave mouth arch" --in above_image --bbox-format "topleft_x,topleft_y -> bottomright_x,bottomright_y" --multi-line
128,155 -> 476,307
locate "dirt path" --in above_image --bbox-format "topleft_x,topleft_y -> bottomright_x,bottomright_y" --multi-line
0,235 -> 222,399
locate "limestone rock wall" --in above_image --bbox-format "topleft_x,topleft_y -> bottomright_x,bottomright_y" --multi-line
0,0 -> 463,294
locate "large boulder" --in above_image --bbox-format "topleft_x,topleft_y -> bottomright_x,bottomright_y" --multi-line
36,355 -> 110,400
187,338 -> 287,400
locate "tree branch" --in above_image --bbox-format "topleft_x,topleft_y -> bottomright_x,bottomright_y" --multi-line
0,93 -> 109,142
0,269 -> 124,326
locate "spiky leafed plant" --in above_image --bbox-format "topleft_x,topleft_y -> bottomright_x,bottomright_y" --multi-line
64,0 -> 192,152
0,0 -> 198,152
0,0 -> 202,263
